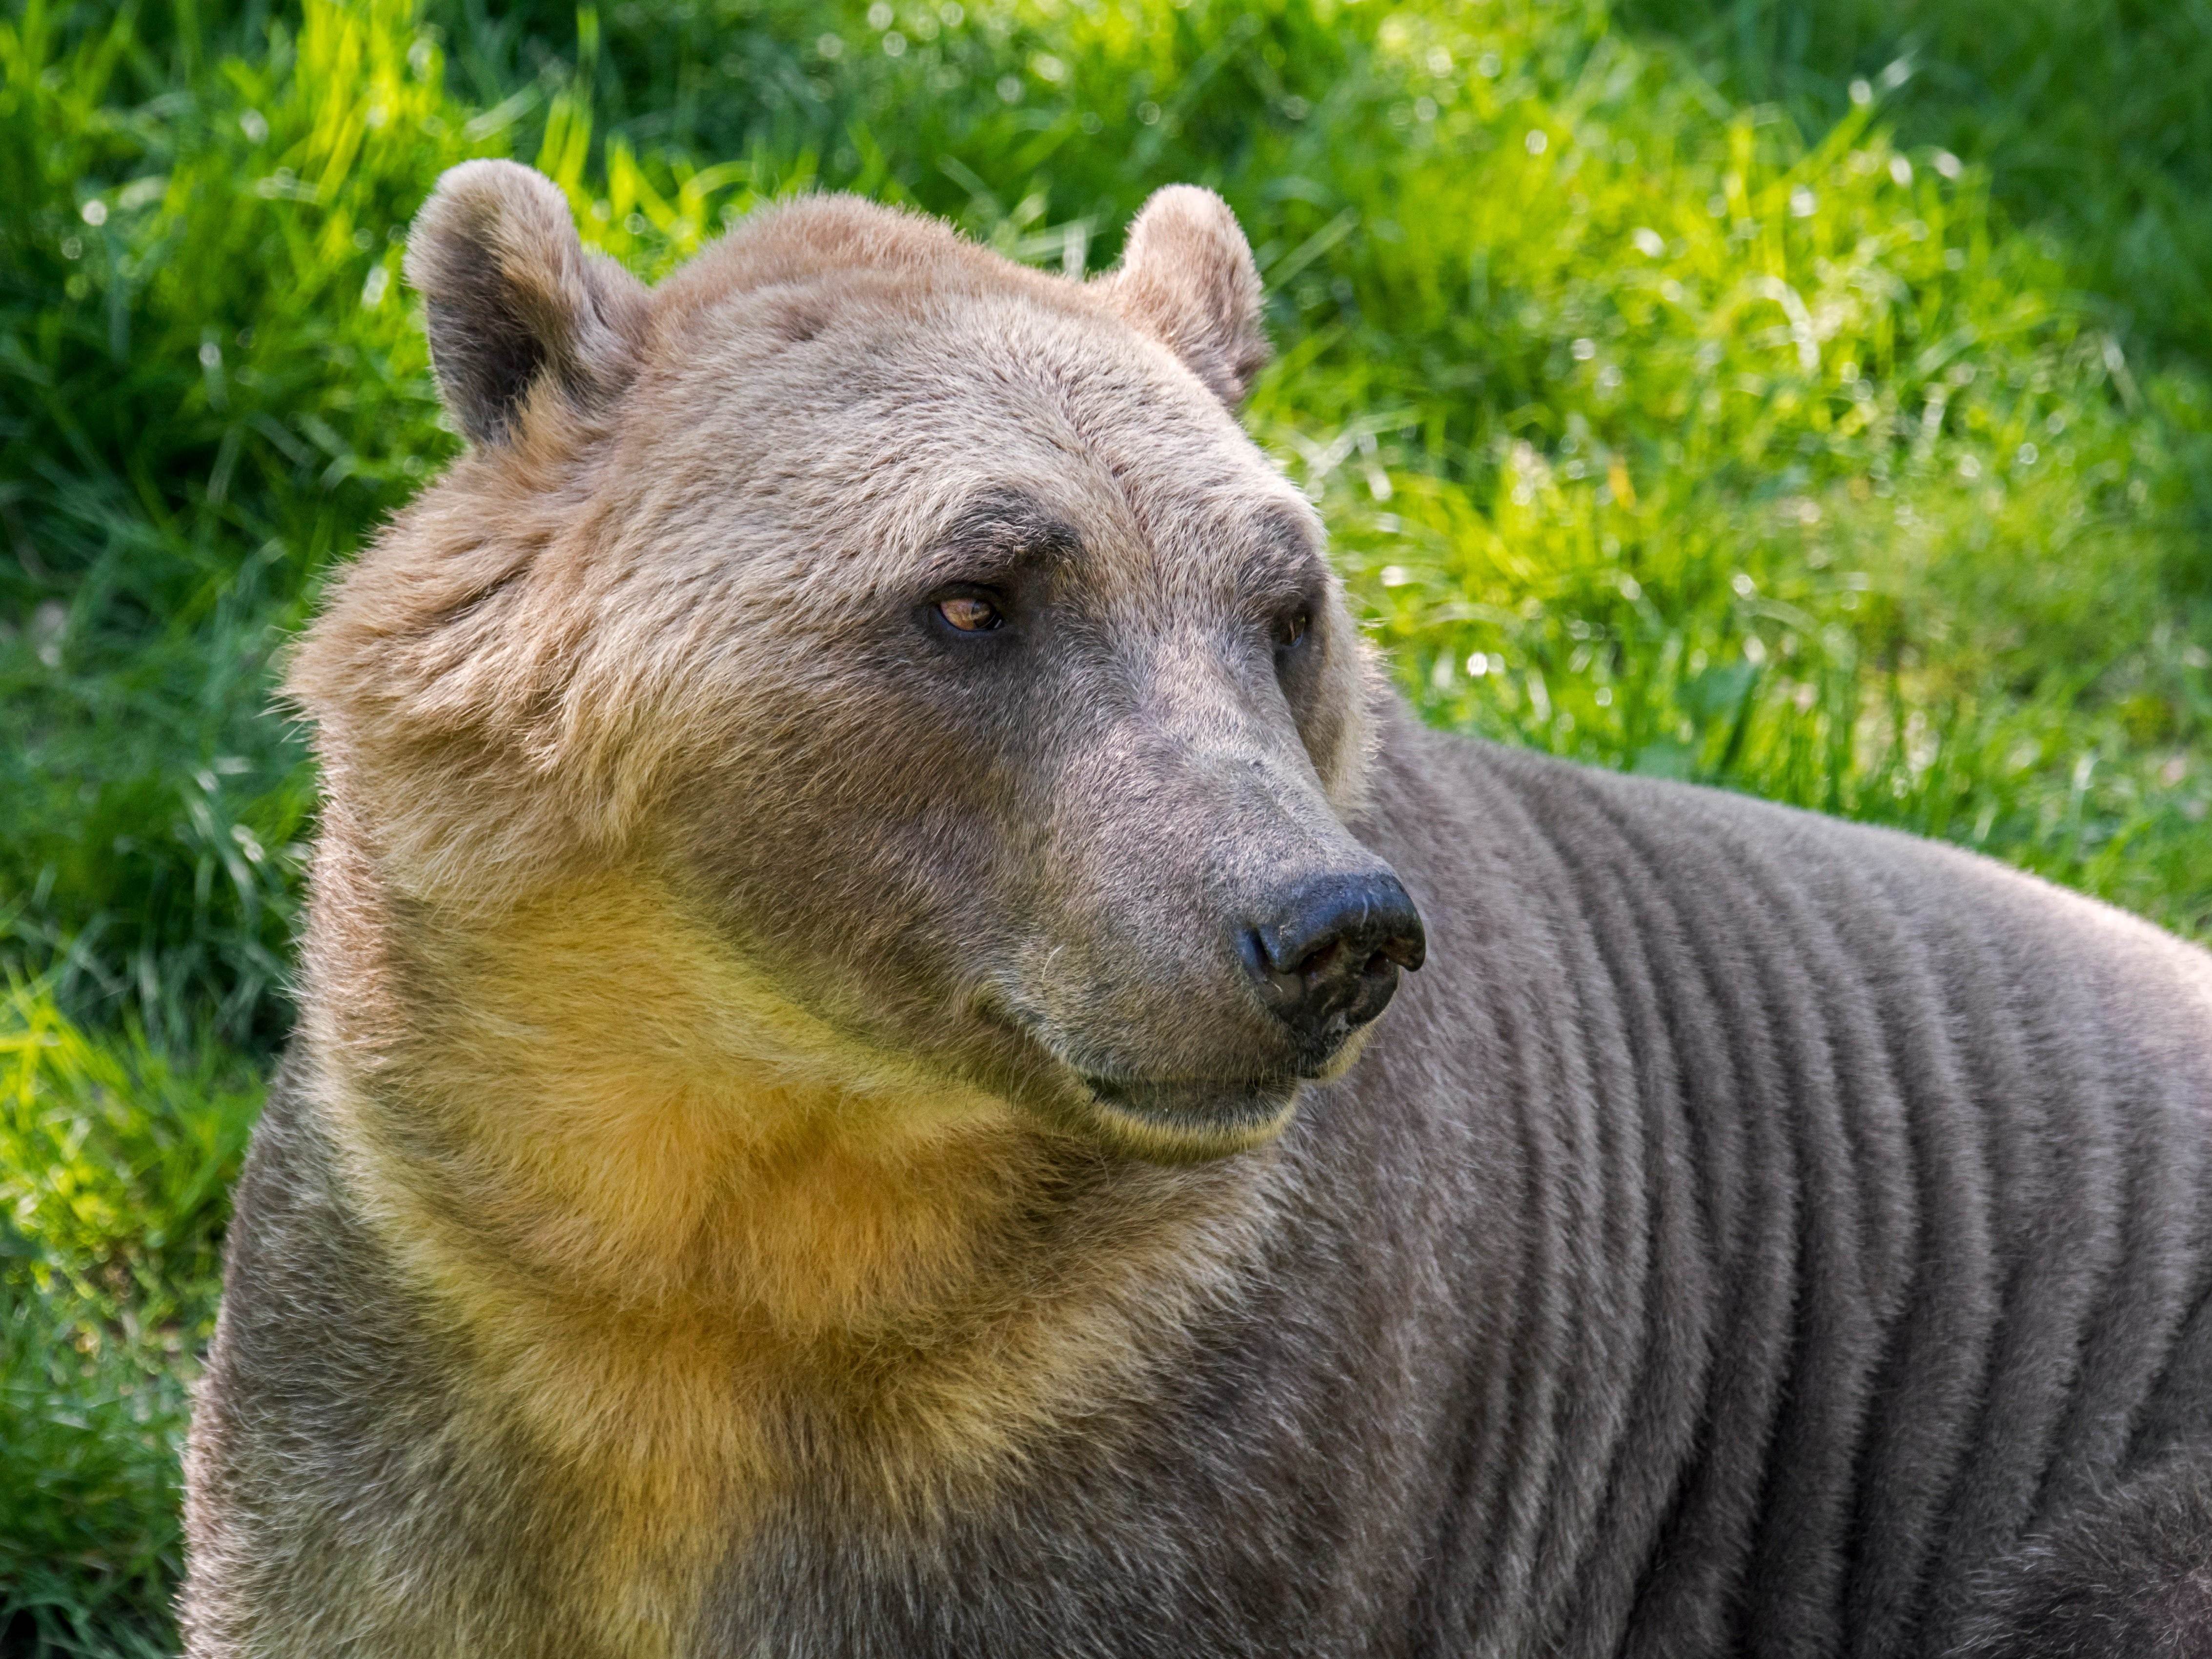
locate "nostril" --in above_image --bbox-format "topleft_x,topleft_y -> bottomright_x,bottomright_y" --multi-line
1293,938 -> 1346,980
1377,926 -> 1425,972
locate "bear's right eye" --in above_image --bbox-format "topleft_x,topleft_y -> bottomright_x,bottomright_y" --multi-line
935,594 -> 1004,633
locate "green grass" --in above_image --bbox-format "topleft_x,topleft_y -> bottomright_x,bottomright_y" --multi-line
1611,0 -> 2212,370
1,989 -> 257,1654
4,0 -> 2209,1648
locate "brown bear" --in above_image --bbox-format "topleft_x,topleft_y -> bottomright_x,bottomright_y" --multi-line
181,161 -> 2212,1658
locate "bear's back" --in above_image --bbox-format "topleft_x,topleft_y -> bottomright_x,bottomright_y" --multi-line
1342,721 -> 2212,1656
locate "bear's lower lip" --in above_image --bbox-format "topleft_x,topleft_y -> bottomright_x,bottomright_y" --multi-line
1074,1073 -> 1303,1159
972,995 -> 1307,1157
1083,1073 -> 1296,1110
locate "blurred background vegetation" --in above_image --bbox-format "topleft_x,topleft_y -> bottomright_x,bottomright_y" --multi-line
3,0 -> 2210,1648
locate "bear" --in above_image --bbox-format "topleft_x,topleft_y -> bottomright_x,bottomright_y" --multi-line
180,160 -> 2212,1658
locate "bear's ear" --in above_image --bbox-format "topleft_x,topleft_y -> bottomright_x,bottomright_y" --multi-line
403,160 -> 649,446
1096,185 -> 1270,408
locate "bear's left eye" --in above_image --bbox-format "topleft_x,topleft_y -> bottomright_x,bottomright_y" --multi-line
936,594 -> 1004,633
1274,608 -> 1311,652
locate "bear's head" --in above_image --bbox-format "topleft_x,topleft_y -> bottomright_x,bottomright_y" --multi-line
291,162 -> 1423,1165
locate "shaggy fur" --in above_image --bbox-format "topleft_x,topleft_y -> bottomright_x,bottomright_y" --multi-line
182,164 -> 2212,1657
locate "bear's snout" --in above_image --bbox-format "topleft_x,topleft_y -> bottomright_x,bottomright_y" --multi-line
1236,868 -> 1425,1064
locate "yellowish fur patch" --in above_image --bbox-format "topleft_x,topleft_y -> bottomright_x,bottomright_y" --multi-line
310,868 -> 1272,1656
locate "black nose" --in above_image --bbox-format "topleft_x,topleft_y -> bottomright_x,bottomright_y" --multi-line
1239,870 -> 1426,1052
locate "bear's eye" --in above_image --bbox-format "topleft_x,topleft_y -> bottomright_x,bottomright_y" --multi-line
1275,608 -> 1311,652
935,594 -> 1004,633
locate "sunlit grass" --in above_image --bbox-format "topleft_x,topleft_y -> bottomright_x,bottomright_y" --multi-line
0,984 -> 259,1653
1248,6 -> 2212,930
3,0 -> 2209,1648
1614,0 -> 2212,371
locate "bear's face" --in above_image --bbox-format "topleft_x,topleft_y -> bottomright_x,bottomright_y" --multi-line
294,165 -> 1423,1162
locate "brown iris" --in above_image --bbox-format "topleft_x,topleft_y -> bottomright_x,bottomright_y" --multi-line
936,595 -> 1003,632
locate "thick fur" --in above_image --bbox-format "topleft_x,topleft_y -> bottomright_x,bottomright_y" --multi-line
182,166 -> 2212,1657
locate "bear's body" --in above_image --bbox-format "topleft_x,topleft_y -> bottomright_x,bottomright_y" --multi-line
183,170 -> 2212,1657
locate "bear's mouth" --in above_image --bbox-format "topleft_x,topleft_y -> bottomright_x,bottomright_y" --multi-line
1075,1072 -> 1305,1160
972,990 -> 1315,1159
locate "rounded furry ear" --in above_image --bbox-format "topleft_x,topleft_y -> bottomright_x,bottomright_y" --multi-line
403,160 -> 649,446
1096,185 -> 1270,407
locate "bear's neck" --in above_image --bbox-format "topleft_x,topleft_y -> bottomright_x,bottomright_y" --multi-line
316,862 -> 1042,1324
298,832 -> 1277,1642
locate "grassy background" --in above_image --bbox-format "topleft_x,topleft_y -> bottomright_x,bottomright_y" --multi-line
4,0 -> 2210,1648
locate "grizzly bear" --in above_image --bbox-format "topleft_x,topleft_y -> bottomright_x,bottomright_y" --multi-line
181,161 -> 2212,1657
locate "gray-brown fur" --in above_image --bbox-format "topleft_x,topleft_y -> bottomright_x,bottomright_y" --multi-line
183,163 -> 2212,1657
